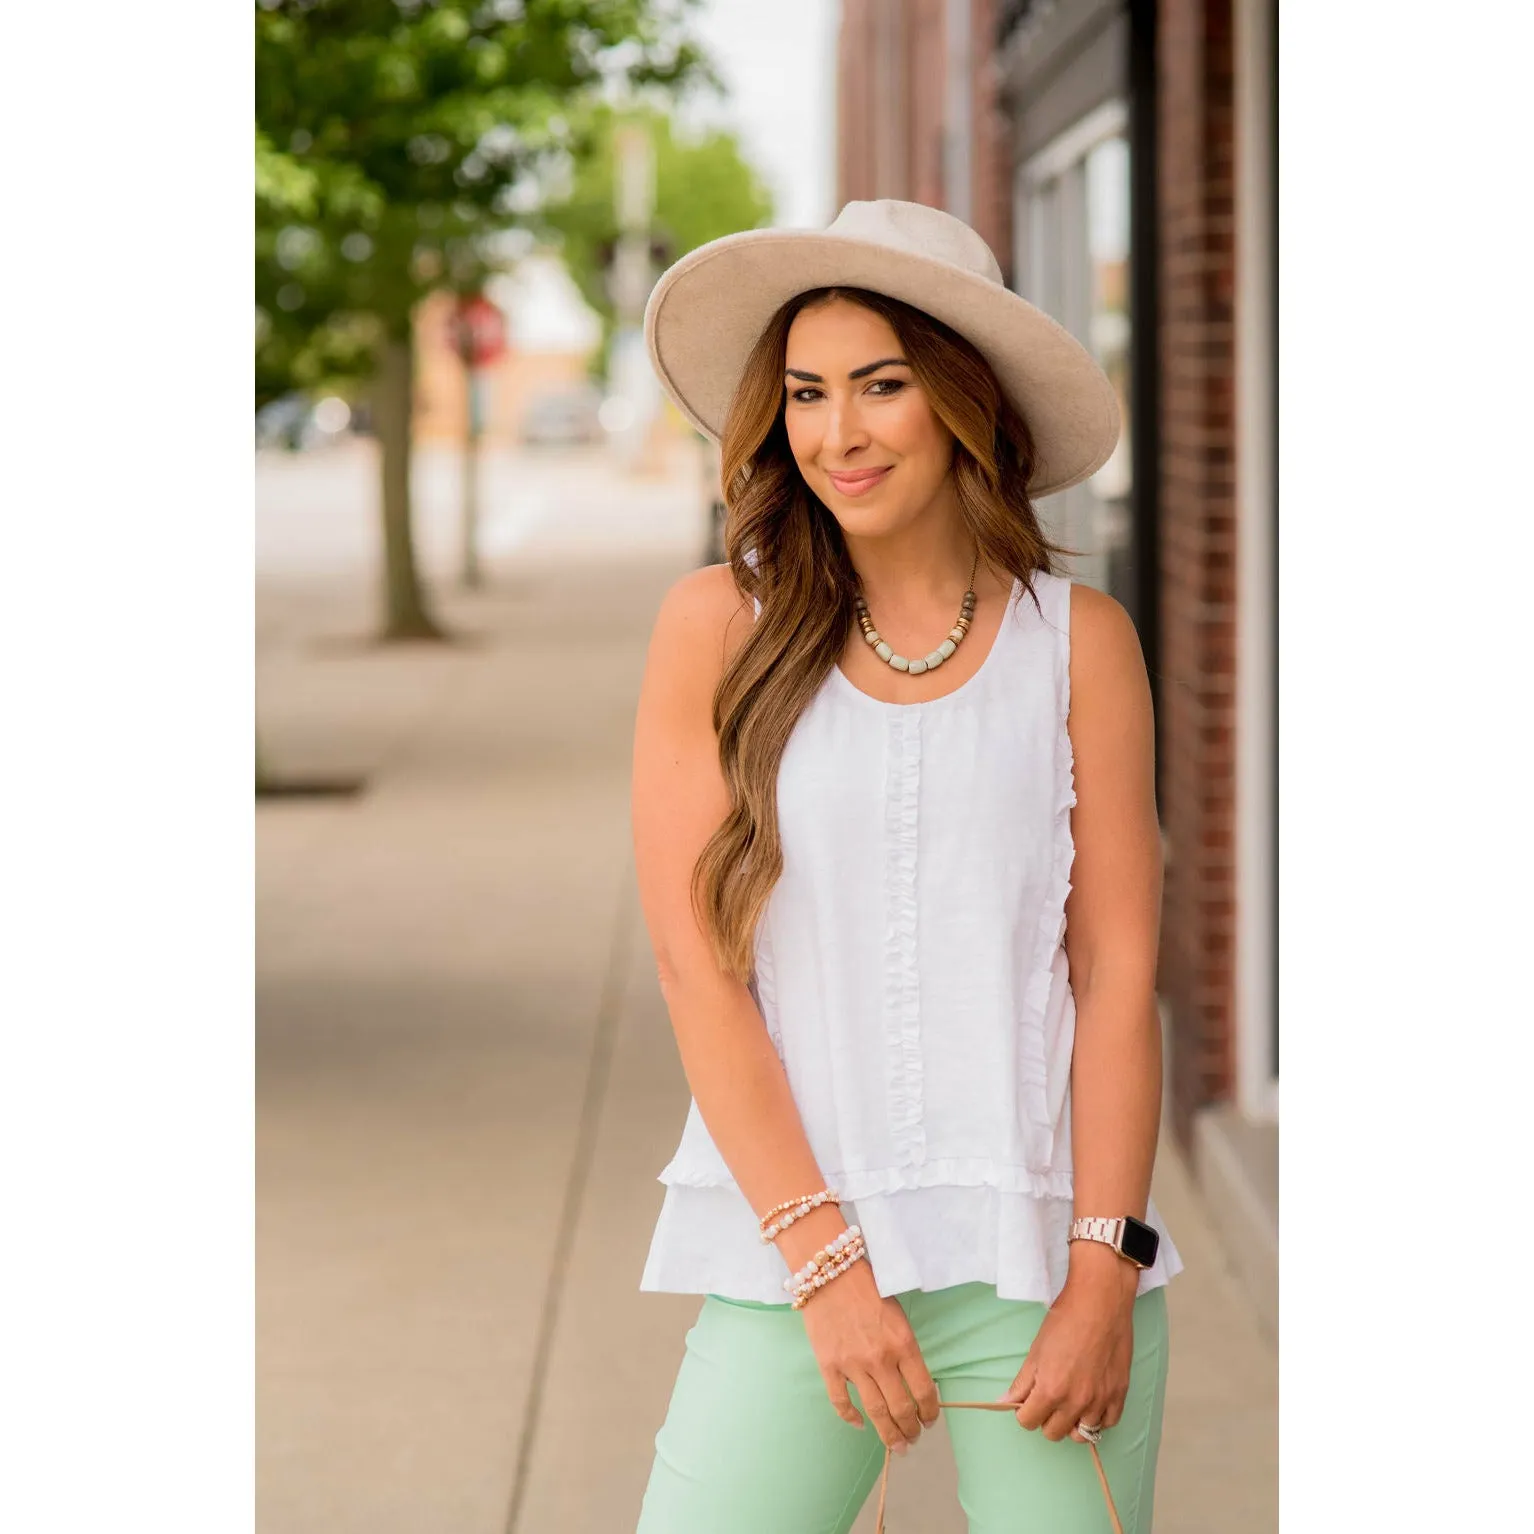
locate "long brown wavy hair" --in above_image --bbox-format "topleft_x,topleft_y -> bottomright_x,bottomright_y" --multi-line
691,285 -> 1068,981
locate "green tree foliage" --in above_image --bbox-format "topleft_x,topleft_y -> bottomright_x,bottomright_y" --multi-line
255,0 -> 718,408
538,102 -> 775,382
256,128 -> 388,407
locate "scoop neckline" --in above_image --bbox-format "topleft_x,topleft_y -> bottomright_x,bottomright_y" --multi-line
828,576 -> 1023,711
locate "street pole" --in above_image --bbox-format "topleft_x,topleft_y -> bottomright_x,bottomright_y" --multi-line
608,120 -> 659,473
461,348 -> 483,589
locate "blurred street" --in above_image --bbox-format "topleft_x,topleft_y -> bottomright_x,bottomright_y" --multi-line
255,437 -> 1276,1533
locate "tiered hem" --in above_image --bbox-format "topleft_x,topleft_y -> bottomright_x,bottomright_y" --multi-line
640,1181 -> 1185,1306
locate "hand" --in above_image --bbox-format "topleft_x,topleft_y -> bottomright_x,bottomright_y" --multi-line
1000,1249 -> 1138,1444
799,1260 -> 941,1456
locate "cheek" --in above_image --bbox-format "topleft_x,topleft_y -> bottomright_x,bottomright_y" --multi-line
884,397 -> 950,474
784,411 -> 817,463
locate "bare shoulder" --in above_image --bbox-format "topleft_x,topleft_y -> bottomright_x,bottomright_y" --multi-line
642,562 -> 757,710
1067,581 -> 1140,654
656,560 -> 754,631
652,562 -> 754,656
1066,581 -> 1150,708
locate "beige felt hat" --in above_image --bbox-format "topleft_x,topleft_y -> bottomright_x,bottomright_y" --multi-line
643,198 -> 1120,499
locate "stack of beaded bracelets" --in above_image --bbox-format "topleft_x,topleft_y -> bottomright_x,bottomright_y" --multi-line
784,1226 -> 867,1310
756,1188 -> 870,1311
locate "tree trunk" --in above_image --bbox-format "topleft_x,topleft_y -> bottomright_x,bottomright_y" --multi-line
376,332 -> 446,640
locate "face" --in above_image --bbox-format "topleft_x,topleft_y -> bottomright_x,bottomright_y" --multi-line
782,298 -> 956,537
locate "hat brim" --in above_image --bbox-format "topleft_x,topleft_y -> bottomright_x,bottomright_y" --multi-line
643,226 -> 1120,499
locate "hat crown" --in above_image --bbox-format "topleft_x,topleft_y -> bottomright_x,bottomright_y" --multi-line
825,199 -> 1004,288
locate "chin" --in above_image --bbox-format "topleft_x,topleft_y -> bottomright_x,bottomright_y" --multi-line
831,508 -> 907,541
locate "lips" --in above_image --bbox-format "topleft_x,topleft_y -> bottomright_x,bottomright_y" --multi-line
826,466 -> 893,496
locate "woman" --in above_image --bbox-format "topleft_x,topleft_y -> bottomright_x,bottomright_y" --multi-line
629,200 -> 1183,1533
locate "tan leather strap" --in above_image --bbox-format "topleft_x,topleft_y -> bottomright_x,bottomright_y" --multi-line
874,1401 -> 1122,1534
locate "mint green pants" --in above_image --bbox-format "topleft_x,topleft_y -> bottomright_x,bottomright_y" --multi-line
637,1281 -> 1169,1534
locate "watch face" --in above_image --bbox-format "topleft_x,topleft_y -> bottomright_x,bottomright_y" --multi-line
1119,1217 -> 1160,1268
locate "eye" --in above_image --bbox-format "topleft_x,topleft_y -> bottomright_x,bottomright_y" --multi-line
787,379 -> 906,404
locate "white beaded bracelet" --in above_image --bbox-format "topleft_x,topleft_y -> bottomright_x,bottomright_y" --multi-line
782,1225 -> 864,1292
787,1246 -> 866,1307
758,1188 -> 841,1243
789,1238 -> 868,1309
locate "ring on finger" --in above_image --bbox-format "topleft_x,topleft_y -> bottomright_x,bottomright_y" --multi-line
1076,1421 -> 1103,1444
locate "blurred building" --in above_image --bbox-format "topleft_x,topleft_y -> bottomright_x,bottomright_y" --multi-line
838,0 -> 1277,1332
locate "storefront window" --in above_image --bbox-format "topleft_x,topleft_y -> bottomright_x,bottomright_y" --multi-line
1015,104 -> 1136,610
1085,133 -> 1132,505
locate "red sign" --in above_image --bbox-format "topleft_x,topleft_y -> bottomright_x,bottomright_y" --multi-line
451,293 -> 508,367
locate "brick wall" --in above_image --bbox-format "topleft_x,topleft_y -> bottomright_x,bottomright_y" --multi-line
1156,0 -> 1238,1150
839,0 -> 948,211
837,0 -> 1012,277
970,0 -> 1014,280
836,0 -> 869,208
907,0 -> 949,209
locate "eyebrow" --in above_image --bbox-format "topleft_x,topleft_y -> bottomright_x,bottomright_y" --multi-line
783,357 -> 910,383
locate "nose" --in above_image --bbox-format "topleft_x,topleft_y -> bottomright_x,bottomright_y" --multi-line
822,391 -> 869,459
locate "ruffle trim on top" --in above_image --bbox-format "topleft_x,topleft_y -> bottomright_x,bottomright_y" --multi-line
1017,576 -> 1079,1140
883,709 -> 925,1161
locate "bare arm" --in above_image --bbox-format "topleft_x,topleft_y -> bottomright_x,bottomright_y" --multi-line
631,564 -> 940,1451
1061,582 -> 1164,1298
1004,582 -> 1164,1443
630,564 -> 853,1277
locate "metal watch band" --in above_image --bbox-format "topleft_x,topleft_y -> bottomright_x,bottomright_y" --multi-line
1069,1215 -> 1126,1249
1070,1214 -> 1159,1271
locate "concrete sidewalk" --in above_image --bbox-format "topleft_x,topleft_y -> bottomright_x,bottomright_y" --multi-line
257,442 -> 1275,1533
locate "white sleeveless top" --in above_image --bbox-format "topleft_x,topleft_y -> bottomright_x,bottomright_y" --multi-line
639,568 -> 1183,1304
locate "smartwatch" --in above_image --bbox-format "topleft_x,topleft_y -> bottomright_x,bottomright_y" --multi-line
1068,1214 -> 1160,1270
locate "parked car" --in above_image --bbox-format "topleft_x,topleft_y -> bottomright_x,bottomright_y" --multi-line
518,385 -> 605,446
256,392 -> 355,451
255,393 -> 311,450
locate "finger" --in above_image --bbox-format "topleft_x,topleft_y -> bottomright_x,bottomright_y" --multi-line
818,1365 -> 865,1430
1013,1377 -> 1056,1433
897,1349 -> 942,1429
849,1369 -> 907,1454
1041,1401 -> 1085,1444
1101,1388 -> 1127,1432
1070,1397 -> 1110,1444
872,1361 -> 924,1444
998,1354 -> 1038,1407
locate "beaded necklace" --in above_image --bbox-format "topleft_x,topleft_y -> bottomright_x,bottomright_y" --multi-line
852,548 -> 982,675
